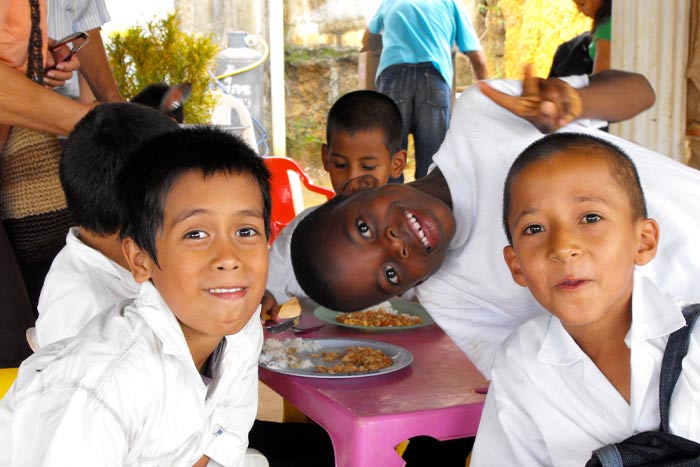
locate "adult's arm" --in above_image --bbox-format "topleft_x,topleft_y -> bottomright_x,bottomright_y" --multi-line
478,66 -> 654,133
580,69 -> 654,121
0,62 -> 91,135
464,49 -> 489,80
592,38 -> 611,73
77,27 -> 122,102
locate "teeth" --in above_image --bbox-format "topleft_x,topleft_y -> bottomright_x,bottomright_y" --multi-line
209,288 -> 244,293
404,211 -> 432,251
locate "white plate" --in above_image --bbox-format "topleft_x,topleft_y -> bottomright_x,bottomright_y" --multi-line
259,337 -> 413,379
314,299 -> 434,333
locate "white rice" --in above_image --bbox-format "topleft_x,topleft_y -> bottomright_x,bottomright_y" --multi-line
260,337 -> 322,370
357,300 -> 397,314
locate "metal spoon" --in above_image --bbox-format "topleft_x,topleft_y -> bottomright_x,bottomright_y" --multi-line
265,315 -> 301,333
291,324 -> 325,335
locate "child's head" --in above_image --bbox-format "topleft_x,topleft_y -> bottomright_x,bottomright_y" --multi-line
61,103 -> 179,234
502,132 -> 658,330
290,179 -> 456,310
323,90 -> 406,190
119,127 -> 271,338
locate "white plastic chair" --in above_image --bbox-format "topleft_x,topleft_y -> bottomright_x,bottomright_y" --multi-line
210,92 -> 259,154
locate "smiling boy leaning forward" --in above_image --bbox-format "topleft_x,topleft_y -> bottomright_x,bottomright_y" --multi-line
0,127 -> 270,466
470,132 -> 700,466
289,69 -> 700,376
263,89 -> 407,316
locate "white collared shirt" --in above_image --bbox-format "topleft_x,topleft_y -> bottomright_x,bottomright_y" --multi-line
470,274 -> 700,467
1,281 -> 263,467
266,207 -> 321,312
36,227 -> 141,347
417,76 -> 700,376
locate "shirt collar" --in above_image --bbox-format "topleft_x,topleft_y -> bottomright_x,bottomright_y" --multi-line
537,271 -> 686,366
131,282 -> 262,363
67,227 -> 141,293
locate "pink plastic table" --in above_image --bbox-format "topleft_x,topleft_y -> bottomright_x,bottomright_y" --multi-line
259,318 -> 488,467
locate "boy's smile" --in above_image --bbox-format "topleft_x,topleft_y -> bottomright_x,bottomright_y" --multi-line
313,182 -> 455,310
128,171 -> 268,346
503,149 -> 658,335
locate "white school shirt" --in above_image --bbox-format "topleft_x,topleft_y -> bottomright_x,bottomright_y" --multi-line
266,207 -> 321,312
36,227 -> 141,347
416,76 -> 700,376
0,281 -> 263,467
470,274 -> 700,467
48,0 -> 111,98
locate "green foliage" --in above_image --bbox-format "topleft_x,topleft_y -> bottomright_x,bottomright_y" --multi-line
106,12 -> 219,124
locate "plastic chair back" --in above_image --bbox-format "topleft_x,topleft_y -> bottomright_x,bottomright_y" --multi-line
262,157 -> 334,243
210,92 -> 259,154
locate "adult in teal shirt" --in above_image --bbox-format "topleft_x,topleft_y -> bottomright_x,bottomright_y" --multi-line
363,0 -> 488,180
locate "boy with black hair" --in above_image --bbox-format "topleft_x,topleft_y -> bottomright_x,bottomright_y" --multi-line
289,69 -> 700,377
471,132 -> 700,466
35,102 -> 179,347
264,89 -> 406,316
0,127 -> 270,466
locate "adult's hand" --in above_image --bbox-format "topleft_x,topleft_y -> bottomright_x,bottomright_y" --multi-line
478,64 -> 583,133
44,41 -> 81,88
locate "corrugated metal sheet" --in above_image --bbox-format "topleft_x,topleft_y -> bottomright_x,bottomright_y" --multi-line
610,0 -> 691,162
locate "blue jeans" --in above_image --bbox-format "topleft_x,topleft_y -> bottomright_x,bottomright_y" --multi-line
377,63 -> 451,180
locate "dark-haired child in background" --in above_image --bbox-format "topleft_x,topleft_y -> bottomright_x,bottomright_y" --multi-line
36,103 -> 178,347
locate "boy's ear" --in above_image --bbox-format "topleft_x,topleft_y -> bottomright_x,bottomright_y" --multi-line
321,143 -> 330,171
503,245 -> 528,287
634,218 -> 659,266
122,237 -> 154,283
390,149 -> 407,179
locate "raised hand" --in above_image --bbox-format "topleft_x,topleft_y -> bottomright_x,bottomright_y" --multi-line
478,64 -> 583,133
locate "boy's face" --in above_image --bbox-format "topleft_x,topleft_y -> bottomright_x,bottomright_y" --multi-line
127,171 -> 268,343
311,182 -> 455,309
322,129 -> 405,191
503,150 -> 658,333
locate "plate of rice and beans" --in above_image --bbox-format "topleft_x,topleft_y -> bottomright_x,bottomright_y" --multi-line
313,300 -> 433,332
259,337 -> 413,378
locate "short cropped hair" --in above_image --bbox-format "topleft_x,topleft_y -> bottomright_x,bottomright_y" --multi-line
502,132 -> 647,244
119,126 -> 271,264
60,103 -> 179,234
291,194 -> 348,310
326,90 -> 403,155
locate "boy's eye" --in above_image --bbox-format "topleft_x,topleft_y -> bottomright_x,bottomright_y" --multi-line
357,219 -> 372,238
384,265 -> 399,285
184,230 -> 208,239
332,162 -> 347,169
361,165 -> 377,171
581,213 -> 602,224
236,227 -> 259,238
522,224 -> 544,235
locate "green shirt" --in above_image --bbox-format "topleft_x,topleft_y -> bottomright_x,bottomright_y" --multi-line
589,17 -> 612,60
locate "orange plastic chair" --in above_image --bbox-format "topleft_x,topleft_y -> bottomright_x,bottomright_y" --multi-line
263,156 -> 334,243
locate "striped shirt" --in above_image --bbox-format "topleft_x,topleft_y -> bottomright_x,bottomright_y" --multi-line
48,0 -> 110,98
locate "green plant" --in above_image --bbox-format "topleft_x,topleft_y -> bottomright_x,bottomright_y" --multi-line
106,12 -> 219,124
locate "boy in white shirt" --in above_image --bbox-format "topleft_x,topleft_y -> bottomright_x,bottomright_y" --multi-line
263,90 -> 406,317
36,102 -> 178,347
471,132 -> 700,466
287,69 -> 700,376
0,127 -> 270,466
